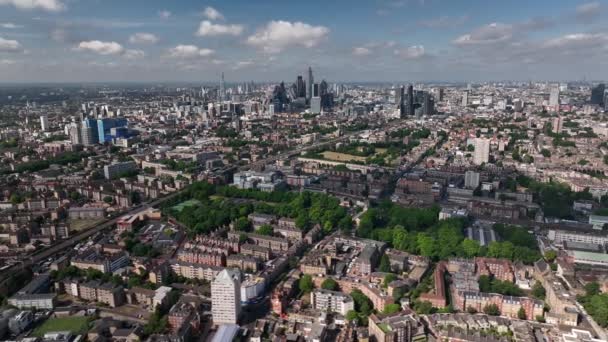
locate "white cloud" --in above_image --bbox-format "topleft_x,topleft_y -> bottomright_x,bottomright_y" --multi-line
394,45 -> 426,59
0,37 -> 22,52
576,2 -> 602,21
0,22 -> 23,29
167,45 -> 215,58
453,23 -> 513,45
124,49 -> 145,59
196,21 -> 244,37
75,40 -> 124,55
352,47 -> 372,56
202,6 -> 224,20
246,20 -> 329,53
542,33 -> 608,49
0,0 -> 64,12
129,32 -> 159,45
233,60 -> 254,70
577,2 -> 601,15
158,10 -> 171,19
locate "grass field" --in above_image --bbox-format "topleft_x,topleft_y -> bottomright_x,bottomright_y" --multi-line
68,218 -> 105,231
171,199 -> 202,212
321,151 -> 367,162
32,317 -> 90,337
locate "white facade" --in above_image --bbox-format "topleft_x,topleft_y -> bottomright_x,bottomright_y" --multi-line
40,115 -> 49,132
310,289 -> 355,316
211,269 -> 241,324
473,138 -> 490,165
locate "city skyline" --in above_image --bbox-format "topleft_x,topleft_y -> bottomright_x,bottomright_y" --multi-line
0,0 -> 607,82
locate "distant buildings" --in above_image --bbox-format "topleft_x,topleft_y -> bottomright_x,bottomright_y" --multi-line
103,161 -> 137,180
39,114 -> 49,132
549,86 -> 560,107
211,269 -> 241,325
591,83 -> 605,107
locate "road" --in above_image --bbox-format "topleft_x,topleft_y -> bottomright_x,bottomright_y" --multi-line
0,119 -> 410,284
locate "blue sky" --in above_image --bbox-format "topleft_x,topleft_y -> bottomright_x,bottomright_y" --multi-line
0,0 -> 607,82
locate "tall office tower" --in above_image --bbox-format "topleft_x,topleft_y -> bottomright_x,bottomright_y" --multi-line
68,123 -> 82,145
422,92 -> 434,116
591,83 -> 606,106
40,114 -> 49,132
296,76 -> 306,98
552,116 -> 564,134
462,90 -> 469,107
219,72 -> 225,103
310,83 -> 321,113
473,138 -> 490,165
81,119 -> 98,145
211,269 -> 241,324
307,66 -> 314,102
549,86 -> 560,107
397,86 -> 405,118
407,85 -> 414,115
464,171 -> 480,190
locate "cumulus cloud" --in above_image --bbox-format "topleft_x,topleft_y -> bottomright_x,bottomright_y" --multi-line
124,49 -> 145,59
75,40 -> 124,55
158,10 -> 171,19
453,23 -> 513,45
352,47 -> 372,56
418,15 -> 469,28
0,0 -> 64,12
202,6 -> 224,20
542,33 -> 608,49
0,59 -> 16,65
246,20 -> 329,53
129,32 -> 159,45
575,1 -> 602,21
167,45 -> 215,58
0,22 -> 23,29
196,21 -> 244,37
394,45 -> 426,59
0,37 -> 22,52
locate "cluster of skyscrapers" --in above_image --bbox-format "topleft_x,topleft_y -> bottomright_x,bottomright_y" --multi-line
68,105 -> 131,146
396,85 -> 435,118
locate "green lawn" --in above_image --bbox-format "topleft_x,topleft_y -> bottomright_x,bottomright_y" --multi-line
171,199 -> 202,212
32,317 -> 90,337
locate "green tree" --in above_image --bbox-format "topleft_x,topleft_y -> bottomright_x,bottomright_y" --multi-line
540,149 -> 551,158
414,301 -> 433,314
299,274 -> 314,294
544,250 -> 557,262
462,239 -> 481,257
321,278 -> 339,291
518,306 -> 527,320
585,282 -> 601,296
234,217 -> 251,232
378,254 -> 391,273
383,274 -> 397,288
256,224 -> 274,236
483,303 -> 500,316
531,281 -> 546,300
416,233 -> 437,258
346,310 -> 358,322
